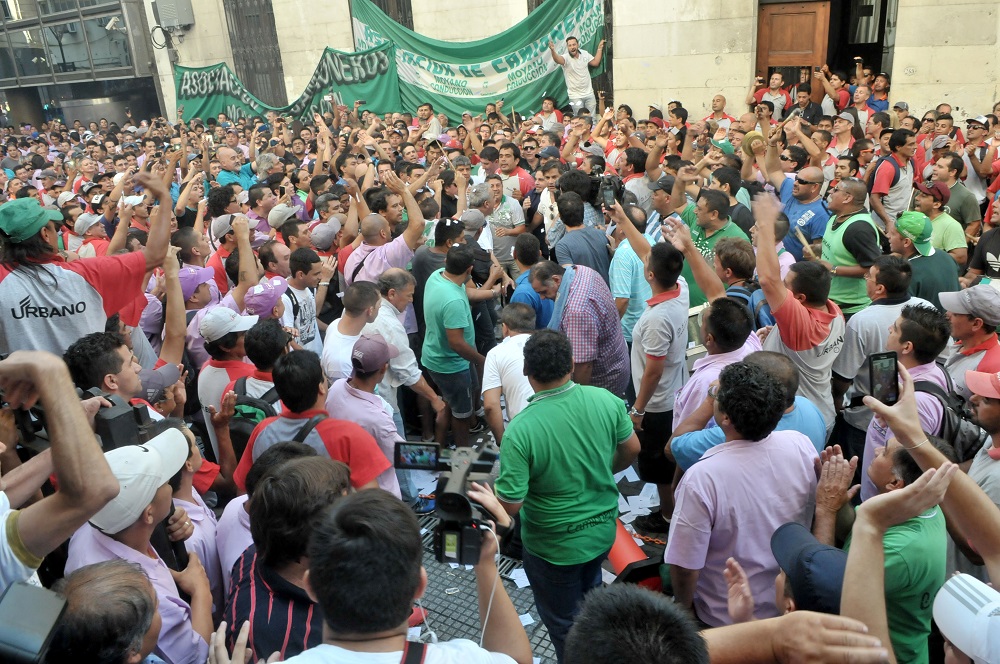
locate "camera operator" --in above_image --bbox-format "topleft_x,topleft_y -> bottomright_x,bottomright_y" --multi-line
0,172 -> 171,356
493,329 -> 639,662
47,559 -> 162,664
0,351 -> 119,592
65,428 -> 212,664
271,490 -> 533,664
63,331 -> 238,499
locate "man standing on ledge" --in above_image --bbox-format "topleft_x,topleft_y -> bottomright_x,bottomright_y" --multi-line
549,36 -> 606,115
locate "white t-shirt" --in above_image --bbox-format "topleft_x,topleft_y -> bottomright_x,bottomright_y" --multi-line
0,492 -> 43,592
282,640 -> 515,664
482,334 -> 534,420
281,283 -> 322,354
560,50 -> 594,99
321,319 -> 361,381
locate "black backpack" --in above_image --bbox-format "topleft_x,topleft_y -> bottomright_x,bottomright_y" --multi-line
230,376 -> 279,461
866,155 -> 901,194
913,375 -> 988,463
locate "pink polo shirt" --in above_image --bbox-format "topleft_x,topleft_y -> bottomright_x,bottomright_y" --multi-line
860,361 -> 946,501
665,431 -> 819,626
216,495 -> 252,595
343,234 -> 415,287
66,525 -> 210,664
672,336 -> 758,429
325,379 -> 402,498
174,489 -> 223,610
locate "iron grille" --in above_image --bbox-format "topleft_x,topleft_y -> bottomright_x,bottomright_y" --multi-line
221,0 -> 286,106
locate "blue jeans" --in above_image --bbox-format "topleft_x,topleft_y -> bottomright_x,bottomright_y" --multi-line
521,547 -> 609,663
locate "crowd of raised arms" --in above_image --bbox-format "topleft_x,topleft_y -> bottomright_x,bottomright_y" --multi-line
1,42 -> 1000,664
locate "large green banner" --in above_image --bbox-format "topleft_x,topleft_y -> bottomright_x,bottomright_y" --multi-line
351,0 -> 605,120
173,43 -> 401,122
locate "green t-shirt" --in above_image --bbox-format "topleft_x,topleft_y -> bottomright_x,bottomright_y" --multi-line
420,268 -> 474,374
929,212 -> 966,254
908,249 -> 960,311
844,506 -> 946,664
495,381 -> 634,565
677,203 -> 750,307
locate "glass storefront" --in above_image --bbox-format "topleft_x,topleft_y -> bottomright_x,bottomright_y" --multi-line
0,1 -> 135,87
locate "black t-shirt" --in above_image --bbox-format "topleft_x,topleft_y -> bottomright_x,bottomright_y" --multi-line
832,217 -> 884,267
175,206 -> 198,229
440,194 -> 458,220
970,227 -> 1000,279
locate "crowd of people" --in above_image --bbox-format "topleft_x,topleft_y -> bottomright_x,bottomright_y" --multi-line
1,37 -> 1000,664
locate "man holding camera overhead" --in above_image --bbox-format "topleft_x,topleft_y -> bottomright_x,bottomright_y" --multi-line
494,329 -> 639,663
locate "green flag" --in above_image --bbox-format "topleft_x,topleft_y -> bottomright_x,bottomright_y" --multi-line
174,42 -> 401,122
351,0 -> 605,120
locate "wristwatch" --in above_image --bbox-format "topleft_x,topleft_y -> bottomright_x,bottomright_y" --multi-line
830,265 -> 838,275
629,406 -> 644,417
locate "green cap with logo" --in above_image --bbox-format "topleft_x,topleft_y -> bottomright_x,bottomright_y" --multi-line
0,198 -> 64,243
895,211 -> 933,256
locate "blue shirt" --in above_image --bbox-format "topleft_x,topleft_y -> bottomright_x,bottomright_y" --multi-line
511,270 -> 553,328
671,396 -> 827,470
216,163 -> 256,190
609,236 -> 653,342
778,177 -> 830,261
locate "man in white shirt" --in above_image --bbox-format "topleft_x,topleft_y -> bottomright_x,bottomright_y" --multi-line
321,281 -> 381,381
278,491 -> 532,664
281,248 -> 335,355
549,37 -> 606,115
483,303 -> 537,444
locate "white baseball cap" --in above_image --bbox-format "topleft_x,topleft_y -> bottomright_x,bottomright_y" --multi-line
933,573 -> 1000,663
56,191 -> 77,207
199,306 -> 258,343
210,214 -> 235,241
267,203 -> 299,229
73,213 -> 102,236
89,429 -> 189,535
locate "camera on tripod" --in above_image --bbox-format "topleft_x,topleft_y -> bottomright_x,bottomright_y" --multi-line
394,441 -> 498,566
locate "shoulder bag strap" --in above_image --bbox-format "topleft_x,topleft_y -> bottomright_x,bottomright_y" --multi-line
401,641 -> 427,664
293,414 -> 328,443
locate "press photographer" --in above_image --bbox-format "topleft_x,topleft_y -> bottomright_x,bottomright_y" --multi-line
0,351 -> 119,593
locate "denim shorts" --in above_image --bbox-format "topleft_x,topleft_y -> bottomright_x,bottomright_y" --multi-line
428,367 -> 476,419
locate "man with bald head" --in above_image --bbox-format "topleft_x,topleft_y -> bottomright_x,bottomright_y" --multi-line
215,145 -> 257,190
817,177 -> 882,316
703,94 -> 736,131
761,135 -> 830,262
344,171 -> 426,287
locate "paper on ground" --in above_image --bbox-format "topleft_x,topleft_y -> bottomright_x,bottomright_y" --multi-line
519,613 -> 535,626
601,568 -> 617,585
408,626 -> 421,640
510,568 -> 531,588
613,466 -> 639,483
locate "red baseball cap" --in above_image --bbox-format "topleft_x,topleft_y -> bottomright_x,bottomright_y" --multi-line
966,370 -> 1000,399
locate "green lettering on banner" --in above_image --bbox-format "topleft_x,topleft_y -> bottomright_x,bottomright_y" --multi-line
175,0 -> 603,123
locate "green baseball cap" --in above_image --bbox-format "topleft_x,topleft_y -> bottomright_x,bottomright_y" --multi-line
711,138 -> 735,155
895,211 -> 933,256
0,198 -> 64,243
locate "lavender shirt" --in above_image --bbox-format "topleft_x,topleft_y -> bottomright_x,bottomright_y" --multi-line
216,495 -> 252,595
672,335 -> 759,429
66,525 -> 210,664
325,379 -> 401,498
861,361 -> 946,501
343,235 -> 415,288
665,431 -> 819,626
174,489 -> 222,610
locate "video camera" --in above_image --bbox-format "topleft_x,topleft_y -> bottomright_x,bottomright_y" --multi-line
588,173 -> 624,210
394,441 -> 498,566
11,387 -> 158,453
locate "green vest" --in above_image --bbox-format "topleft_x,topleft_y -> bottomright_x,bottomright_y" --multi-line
822,211 -> 878,314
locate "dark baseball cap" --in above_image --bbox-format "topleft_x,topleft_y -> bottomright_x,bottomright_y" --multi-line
770,522 -> 847,615
647,175 -> 676,193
